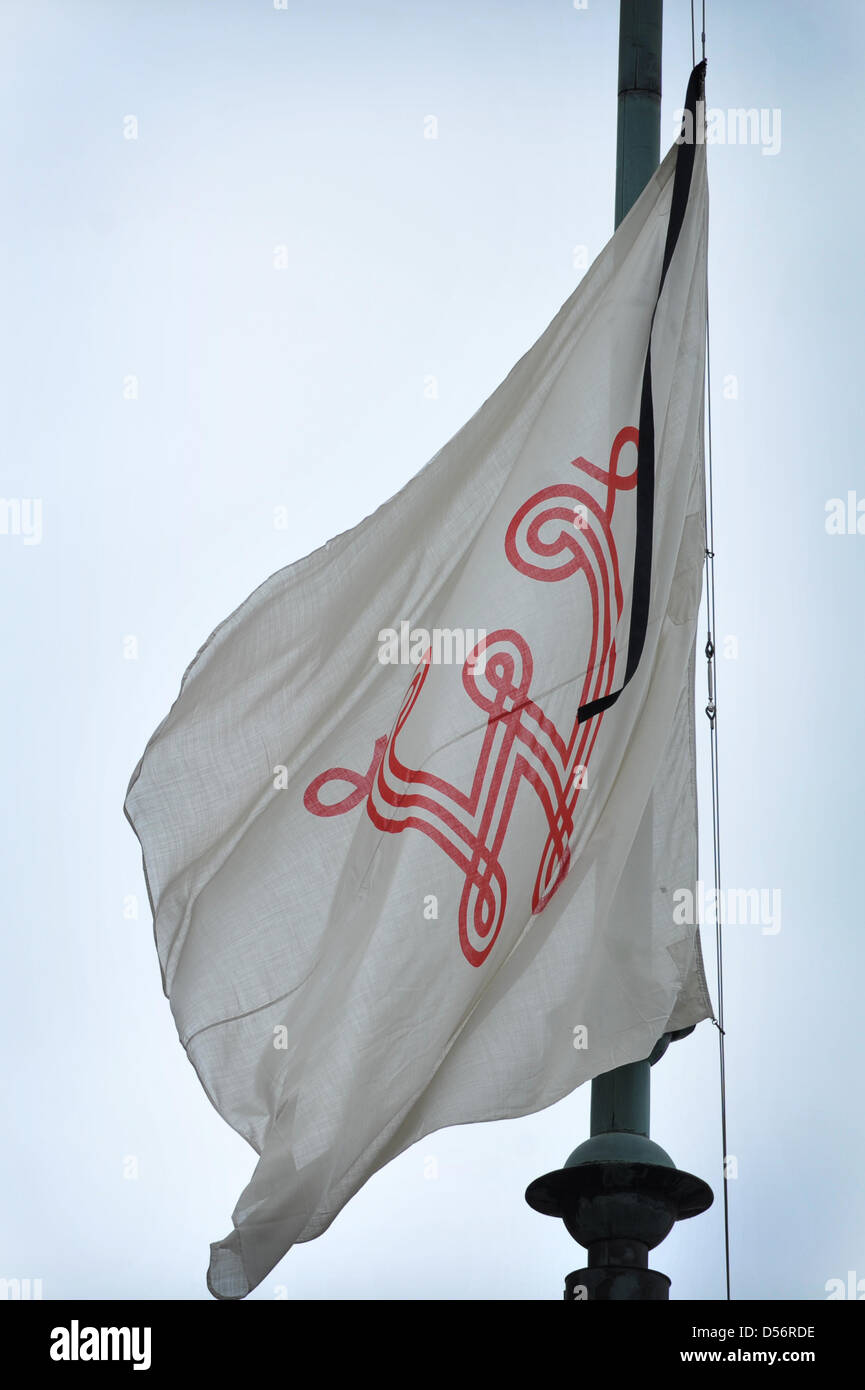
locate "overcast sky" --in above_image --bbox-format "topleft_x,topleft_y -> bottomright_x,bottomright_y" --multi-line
2,0 -> 863,1301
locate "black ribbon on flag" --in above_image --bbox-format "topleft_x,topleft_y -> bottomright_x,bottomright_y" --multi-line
578,59 -> 707,724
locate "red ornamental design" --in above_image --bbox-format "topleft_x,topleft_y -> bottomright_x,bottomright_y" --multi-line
303,427 -> 638,967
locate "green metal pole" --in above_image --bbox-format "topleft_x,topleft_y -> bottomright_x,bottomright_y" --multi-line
590,1056 -> 650,1138
615,0 -> 663,229
588,0 -> 663,1149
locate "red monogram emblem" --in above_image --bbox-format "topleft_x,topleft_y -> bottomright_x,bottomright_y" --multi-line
304,427 -> 638,966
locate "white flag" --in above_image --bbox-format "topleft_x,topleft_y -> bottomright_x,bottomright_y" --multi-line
126,112 -> 712,1299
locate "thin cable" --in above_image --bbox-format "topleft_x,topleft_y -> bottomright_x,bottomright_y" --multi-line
702,0 -> 707,61
690,0 -> 696,67
702,155 -> 732,1301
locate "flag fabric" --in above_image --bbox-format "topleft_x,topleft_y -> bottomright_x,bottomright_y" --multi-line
125,71 -> 712,1299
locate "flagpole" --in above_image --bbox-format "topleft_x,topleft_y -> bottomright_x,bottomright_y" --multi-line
593,0 -> 661,1166
525,0 -> 713,1301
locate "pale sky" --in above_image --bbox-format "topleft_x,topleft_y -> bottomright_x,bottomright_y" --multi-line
2,0 -> 863,1300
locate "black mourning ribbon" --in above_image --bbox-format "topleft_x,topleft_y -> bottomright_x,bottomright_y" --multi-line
578,59 -> 707,724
